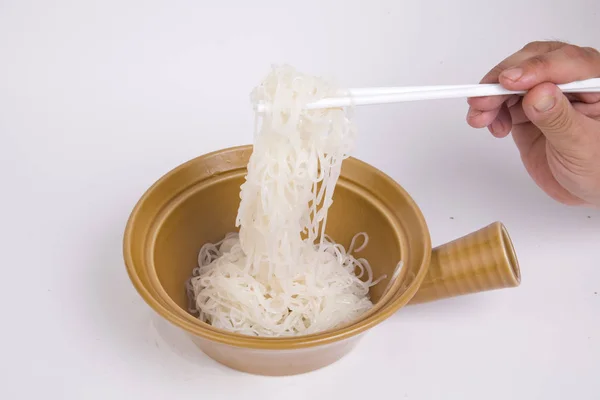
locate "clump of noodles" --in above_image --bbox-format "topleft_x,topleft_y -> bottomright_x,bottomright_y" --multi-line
187,65 -> 396,337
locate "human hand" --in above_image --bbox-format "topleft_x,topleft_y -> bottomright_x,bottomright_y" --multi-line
466,41 -> 600,207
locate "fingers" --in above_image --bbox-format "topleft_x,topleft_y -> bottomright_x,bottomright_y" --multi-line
479,41 -> 566,84
487,98 -> 535,137
467,41 -> 568,119
466,94 -> 520,129
567,92 -> 600,104
488,103 -> 512,138
509,101 -> 529,125
521,82 -> 597,151
467,96 -> 531,130
467,94 -> 520,113
572,101 -> 600,119
466,107 -> 502,128
499,45 -> 600,90
466,95 -> 512,127
467,41 -> 600,135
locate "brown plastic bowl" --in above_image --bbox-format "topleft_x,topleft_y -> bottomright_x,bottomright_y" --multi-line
123,145 -> 521,376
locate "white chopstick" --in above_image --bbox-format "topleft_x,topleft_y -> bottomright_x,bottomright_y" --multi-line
254,78 -> 600,113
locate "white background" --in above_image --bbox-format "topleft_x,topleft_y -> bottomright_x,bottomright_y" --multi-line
1,1 -> 599,399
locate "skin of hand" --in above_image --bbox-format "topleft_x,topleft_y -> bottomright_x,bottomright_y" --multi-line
466,41 -> 600,207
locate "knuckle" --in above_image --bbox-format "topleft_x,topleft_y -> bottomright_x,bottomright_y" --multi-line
524,55 -> 551,71
582,46 -> 600,58
581,47 -> 600,69
563,45 -> 600,76
522,40 -> 566,53
522,41 -> 547,52
562,44 -> 587,60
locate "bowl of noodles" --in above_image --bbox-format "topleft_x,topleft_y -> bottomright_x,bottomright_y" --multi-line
123,66 -> 521,376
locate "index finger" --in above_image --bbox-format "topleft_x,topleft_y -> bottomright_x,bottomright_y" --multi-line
479,41 -> 566,84
468,41 -> 567,112
498,45 -> 600,90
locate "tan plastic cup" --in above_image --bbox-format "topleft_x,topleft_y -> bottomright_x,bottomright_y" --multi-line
123,145 -> 521,376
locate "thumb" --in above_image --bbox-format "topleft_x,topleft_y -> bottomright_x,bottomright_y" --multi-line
522,82 -> 593,150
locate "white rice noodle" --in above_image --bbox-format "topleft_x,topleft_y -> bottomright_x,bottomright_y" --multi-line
187,65 -> 400,337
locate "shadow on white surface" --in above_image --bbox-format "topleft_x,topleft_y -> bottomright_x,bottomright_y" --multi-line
146,313 -> 236,375
80,215 -> 247,381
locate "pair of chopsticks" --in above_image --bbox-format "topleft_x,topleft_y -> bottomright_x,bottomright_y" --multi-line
254,77 -> 600,113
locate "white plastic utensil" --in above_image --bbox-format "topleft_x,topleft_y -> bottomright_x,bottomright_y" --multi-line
254,78 -> 600,113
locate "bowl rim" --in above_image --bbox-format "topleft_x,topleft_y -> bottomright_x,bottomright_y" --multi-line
123,145 -> 432,350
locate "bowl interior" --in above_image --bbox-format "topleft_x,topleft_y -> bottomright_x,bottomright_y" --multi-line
154,172 -> 405,312
124,145 -> 431,346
